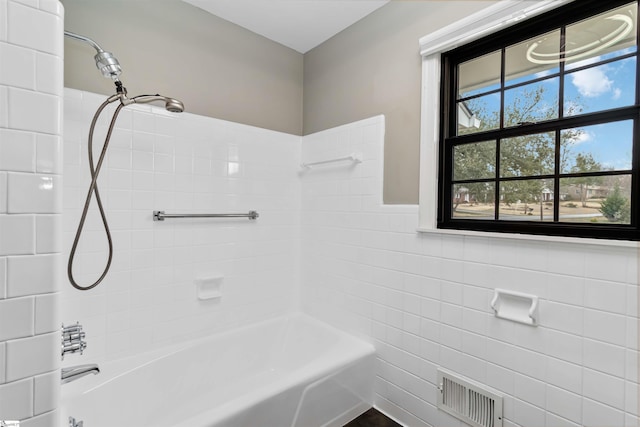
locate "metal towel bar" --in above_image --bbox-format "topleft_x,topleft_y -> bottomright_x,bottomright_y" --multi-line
153,210 -> 259,221
301,152 -> 362,169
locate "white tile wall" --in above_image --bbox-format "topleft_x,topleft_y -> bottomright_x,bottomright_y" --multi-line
62,88 -> 301,363
300,115 -> 640,427
0,1 -> 62,425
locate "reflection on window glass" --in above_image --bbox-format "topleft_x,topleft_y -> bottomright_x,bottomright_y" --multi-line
565,3 -> 637,70
559,175 -> 631,224
564,58 -> 636,116
560,120 -> 633,173
499,179 -> 554,221
506,30 -> 560,87
504,79 -> 559,127
457,94 -> 500,135
458,50 -> 501,99
452,182 -> 495,220
500,132 -> 555,178
454,141 -> 496,181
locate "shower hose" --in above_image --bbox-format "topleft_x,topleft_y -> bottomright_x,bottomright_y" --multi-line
68,97 -> 124,291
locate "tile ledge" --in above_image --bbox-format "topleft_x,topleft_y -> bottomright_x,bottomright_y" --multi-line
417,227 -> 640,248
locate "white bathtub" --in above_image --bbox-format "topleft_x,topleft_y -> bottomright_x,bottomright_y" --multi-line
60,313 -> 375,427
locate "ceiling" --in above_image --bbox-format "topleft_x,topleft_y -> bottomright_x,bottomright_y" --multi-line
182,0 -> 390,53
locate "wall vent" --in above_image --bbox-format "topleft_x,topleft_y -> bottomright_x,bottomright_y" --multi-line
437,368 -> 503,427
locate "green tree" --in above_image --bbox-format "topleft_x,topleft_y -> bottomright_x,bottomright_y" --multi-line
570,153 -> 603,207
454,85 -> 583,214
599,184 -> 630,223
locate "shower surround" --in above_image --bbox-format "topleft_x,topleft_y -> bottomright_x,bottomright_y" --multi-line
62,88 -> 301,362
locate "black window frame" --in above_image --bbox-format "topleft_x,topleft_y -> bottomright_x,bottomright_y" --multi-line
438,0 -> 640,241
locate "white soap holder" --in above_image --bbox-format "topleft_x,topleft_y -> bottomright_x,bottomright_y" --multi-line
195,274 -> 223,301
490,288 -> 538,326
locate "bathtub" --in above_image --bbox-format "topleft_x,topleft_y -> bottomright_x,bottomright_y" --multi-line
60,313 -> 376,427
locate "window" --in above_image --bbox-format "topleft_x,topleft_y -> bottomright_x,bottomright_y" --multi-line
437,0 -> 639,240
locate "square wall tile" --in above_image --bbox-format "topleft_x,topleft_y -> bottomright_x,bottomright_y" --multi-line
19,410 -> 58,427
0,296 -> 34,340
0,172 -> 6,213
0,377 -> 33,419
0,0 -> 6,42
0,128 -> 36,172
583,398 -> 625,427
583,367 -> 625,410
5,332 -> 58,382
0,86 -> 7,128
0,214 -> 35,255
7,173 -> 62,214
33,370 -> 58,415
36,134 -> 62,174
0,42 -> 35,89
35,214 -> 61,254
35,293 -> 59,335
7,254 -> 59,297
40,0 -> 63,15
35,52 -> 62,96
0,256 -> 5,299
0,342 -> 5,383
7,1 -> 61,55
8,88 -> 61,135
583,309 -> 627,346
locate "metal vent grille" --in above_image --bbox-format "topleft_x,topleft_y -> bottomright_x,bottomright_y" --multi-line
437,368 -> 503,427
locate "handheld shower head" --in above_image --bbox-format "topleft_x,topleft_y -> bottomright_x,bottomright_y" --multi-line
130,94 -> 184,113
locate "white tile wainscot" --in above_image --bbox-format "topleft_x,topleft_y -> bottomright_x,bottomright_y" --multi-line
0,0 -> 63,425
300,115 -> 640,427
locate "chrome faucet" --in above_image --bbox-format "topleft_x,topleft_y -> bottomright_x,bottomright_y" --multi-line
61,364 -> 100,384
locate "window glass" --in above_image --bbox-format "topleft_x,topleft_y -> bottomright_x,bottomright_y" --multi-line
458,50 -> 501,98
457,94 -> 500,135
565,3 -> 637,70
559,175 -> 631,224
500,132 -> 555,177
452,183 -> 495,220
454,141 -> 496,181
560,120 -> 633,173
498,179 -> 554,221
564,59 -> 636,116
505,30 -> 560,87
503,78 -> 559,127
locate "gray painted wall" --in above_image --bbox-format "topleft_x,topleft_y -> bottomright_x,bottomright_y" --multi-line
304,1 -> 497,204
62,0 -> 304,135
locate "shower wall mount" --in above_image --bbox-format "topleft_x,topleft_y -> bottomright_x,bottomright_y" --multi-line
61,322 -> 87,360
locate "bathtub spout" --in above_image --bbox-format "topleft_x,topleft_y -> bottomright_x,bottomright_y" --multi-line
61,364 -> 100,384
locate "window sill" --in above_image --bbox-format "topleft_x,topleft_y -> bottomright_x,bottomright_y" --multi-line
416,226 -> 640,248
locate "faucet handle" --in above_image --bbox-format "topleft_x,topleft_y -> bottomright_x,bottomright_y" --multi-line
61,322 -> 87,360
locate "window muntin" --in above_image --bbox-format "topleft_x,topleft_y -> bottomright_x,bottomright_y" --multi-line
440,0 -> 639,240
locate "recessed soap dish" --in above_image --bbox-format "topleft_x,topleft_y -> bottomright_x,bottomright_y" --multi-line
195,274 -> 223,301
490,288 -> 538,326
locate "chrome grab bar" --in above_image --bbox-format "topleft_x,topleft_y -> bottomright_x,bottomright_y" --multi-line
153,210 -> 259,221
301,152 -> 362,169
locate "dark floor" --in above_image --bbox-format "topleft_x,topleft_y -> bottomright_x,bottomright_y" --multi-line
343,408 -> 402,427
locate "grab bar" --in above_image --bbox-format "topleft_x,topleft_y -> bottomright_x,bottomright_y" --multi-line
153,211 -> 259,221
301,152 -> 362,169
